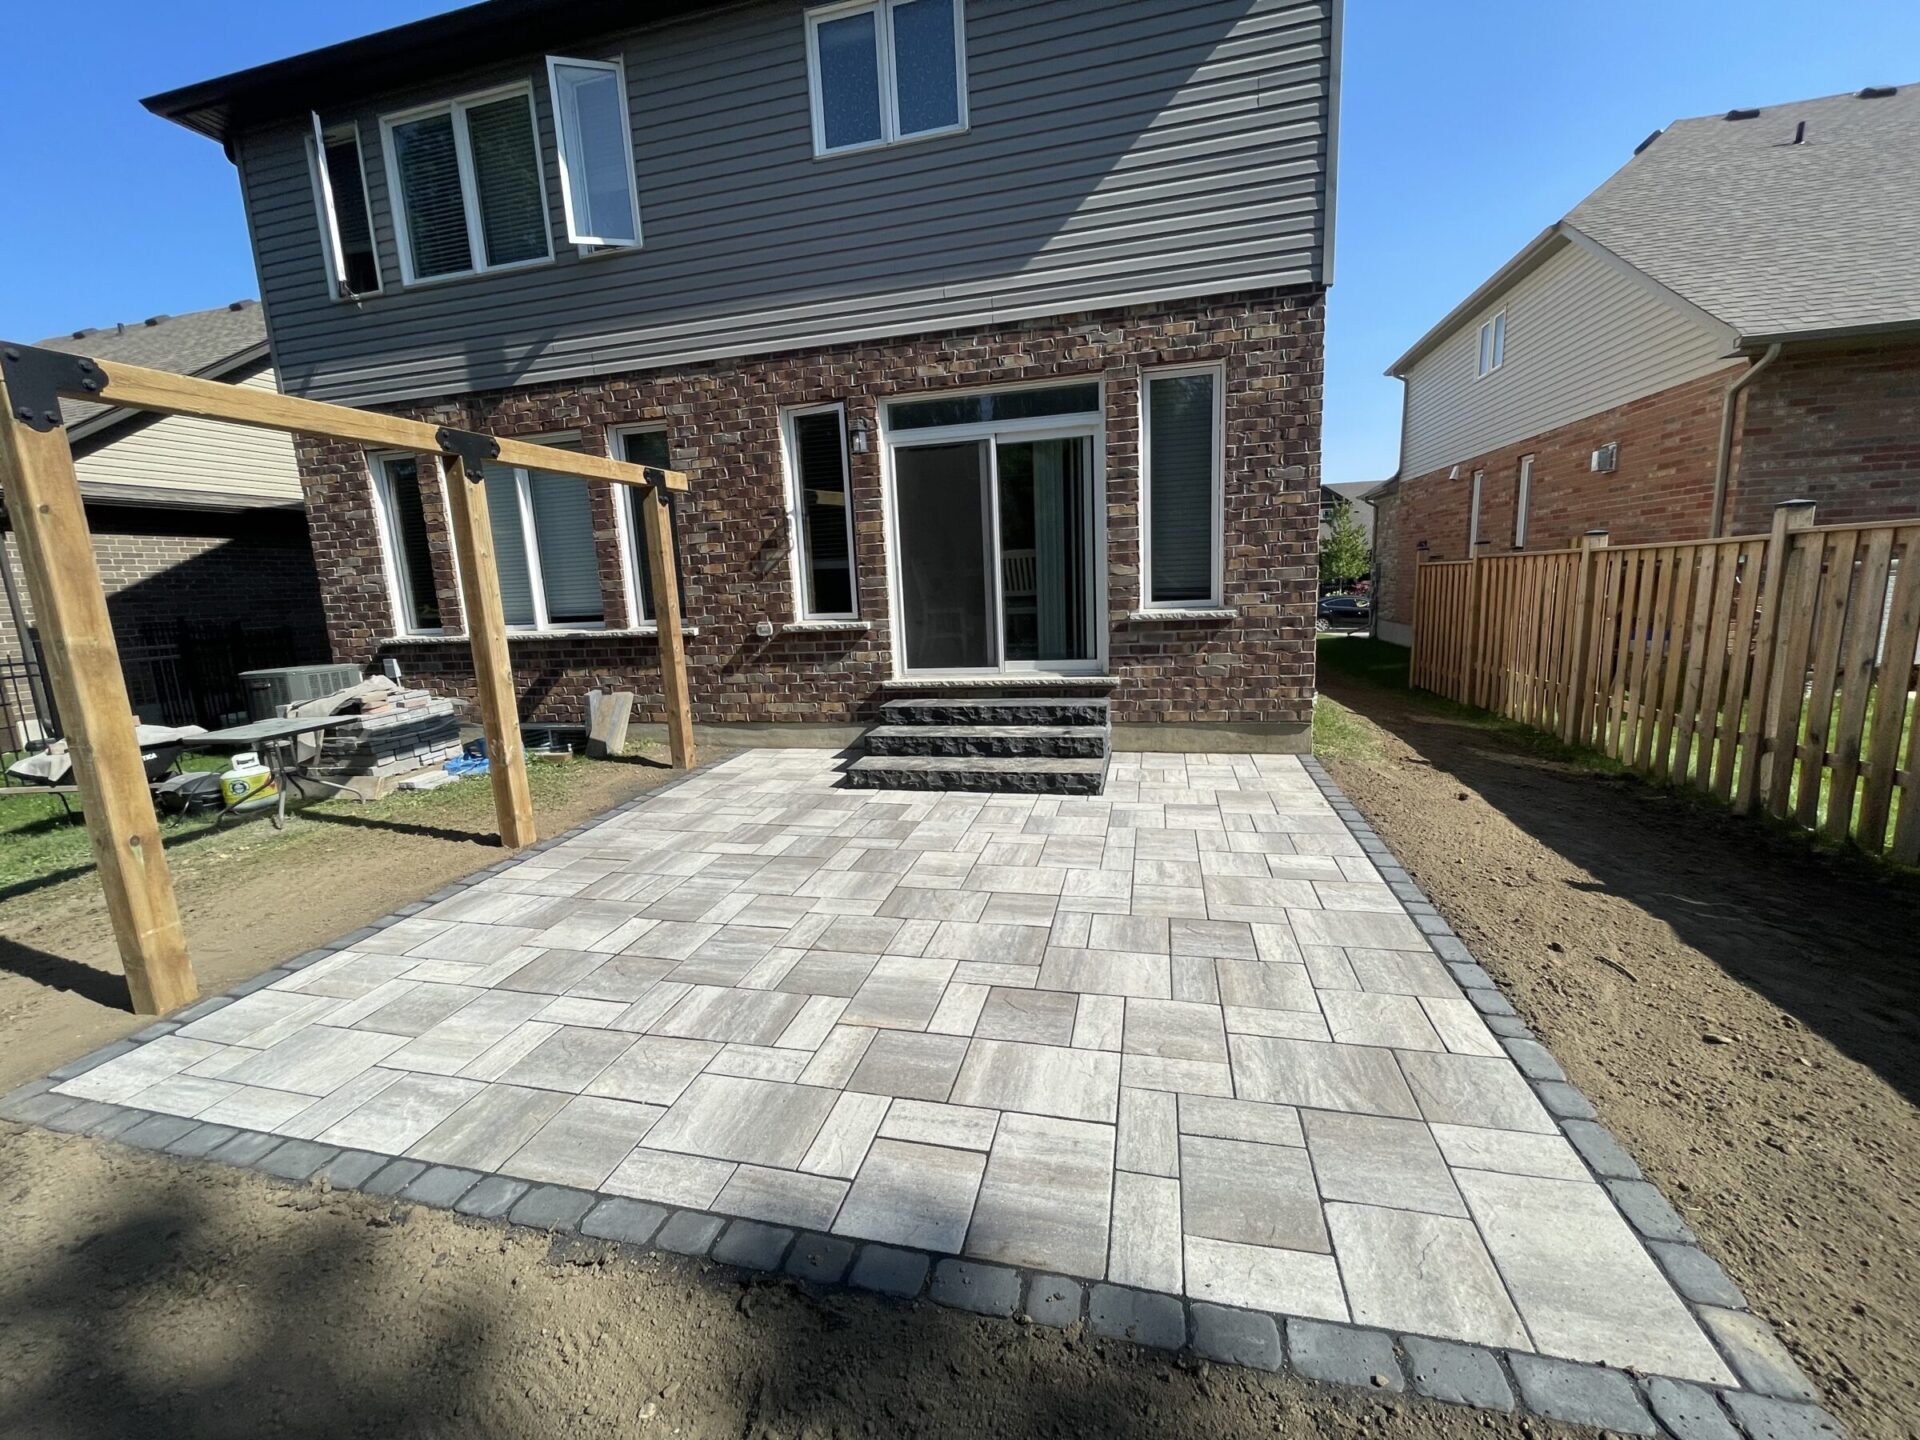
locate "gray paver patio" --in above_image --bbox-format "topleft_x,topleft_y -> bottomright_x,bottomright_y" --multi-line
40,748 -> 1751,1393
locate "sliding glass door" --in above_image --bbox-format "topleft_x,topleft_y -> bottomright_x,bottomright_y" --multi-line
890,413 -> 1101,675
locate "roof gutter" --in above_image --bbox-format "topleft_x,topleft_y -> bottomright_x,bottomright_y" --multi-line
1710,343 -> 1782,538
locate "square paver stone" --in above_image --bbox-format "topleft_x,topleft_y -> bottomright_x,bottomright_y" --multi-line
964,1112 -> 1113,1279
1180,1134 -> 1327,1251
834,1138 -> 986,1251
502,1095 -> 663,1188
1228,1035 -> 1419,1118
1325,1202 -> 1530,1349
974,988 -> 1078,1046
1303,1109 -> 1465,1216
642,1073 -> 839,1169
846,1031 -> 969,1102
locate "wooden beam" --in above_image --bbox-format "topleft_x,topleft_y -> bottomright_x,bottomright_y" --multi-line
642,484 -> 697,769
0,388 -> 195,1015
439,455 -> 537,849
7,347 -> 687,493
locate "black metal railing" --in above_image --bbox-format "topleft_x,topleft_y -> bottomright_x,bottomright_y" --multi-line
0,651 -> 58,749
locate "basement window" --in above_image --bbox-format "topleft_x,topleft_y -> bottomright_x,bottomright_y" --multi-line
482,437 -> 606,630
1477,311 -> 1506,378
1142,366 -> 1225,609
370,454 -> 443,633
382,85 -> 552,284
783,404 -> 859,619
613,426 -> 688,625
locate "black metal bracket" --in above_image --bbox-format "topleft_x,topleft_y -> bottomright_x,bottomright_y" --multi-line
0,345 -> 109,432
435,426 -> 501,477
643,467 -> 669,491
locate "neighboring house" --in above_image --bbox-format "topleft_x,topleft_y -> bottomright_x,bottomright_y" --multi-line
141,0 -> 1339,747
1369,83 -> 1920,647
1320,480 -> 1378,547
0,302 -> 330,738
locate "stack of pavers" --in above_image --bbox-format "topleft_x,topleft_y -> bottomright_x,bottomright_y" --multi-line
315,689 -> 464,781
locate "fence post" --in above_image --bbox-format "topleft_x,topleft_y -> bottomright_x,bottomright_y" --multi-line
1468,541 -> 1491,706
1733,499 -> 1816,815
1407,546 -> 1428,689
1561,530 -> 1609,745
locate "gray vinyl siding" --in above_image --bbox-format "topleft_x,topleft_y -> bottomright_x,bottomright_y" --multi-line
1399,238 -> 1738,478
237,0 -> 1335,408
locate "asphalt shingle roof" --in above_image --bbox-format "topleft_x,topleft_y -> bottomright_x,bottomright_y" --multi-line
1567,84 -> 1920,340
34,300 -> 268,428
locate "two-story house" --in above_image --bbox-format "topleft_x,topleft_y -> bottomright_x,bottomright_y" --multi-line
1369,83 -> 1920,646
142,0 -> 1338,750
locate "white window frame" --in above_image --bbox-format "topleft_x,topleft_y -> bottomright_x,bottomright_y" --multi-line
1477,310 -> 1506,378
804,0 -> 969,158
544,55 -> 645,252
307,116 -> 382,301
780,403 -> 861,621
1514,454 -> 1534,548
379,82 -> 554,288
490,433 -> 607,632
611,424 -> 675,628
369,452 -> 447,635
1468,469 -> 1485,550
1139,362 -> 1226,610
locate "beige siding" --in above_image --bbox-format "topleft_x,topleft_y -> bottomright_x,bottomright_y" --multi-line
74,365 -> 302,506
1399,240 -> 1738,478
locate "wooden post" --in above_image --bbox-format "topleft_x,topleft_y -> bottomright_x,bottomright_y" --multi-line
439,454 -> 536,849
1561,530 -> 1608,746
1733,499 -> 1816,815
0,390 -> 195,1014
1407,548 -> 1427,689
643,483 -> 697,769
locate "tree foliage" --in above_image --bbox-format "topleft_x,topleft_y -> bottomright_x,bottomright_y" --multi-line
1320,496 -> 1371,586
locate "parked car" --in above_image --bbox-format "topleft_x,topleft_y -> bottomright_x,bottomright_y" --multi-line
1317,593 -> 1371,631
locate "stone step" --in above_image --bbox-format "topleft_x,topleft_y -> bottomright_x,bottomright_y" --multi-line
880,696 -> 1111,728
845,754 -> 1110,796
864,724 -> 1108,759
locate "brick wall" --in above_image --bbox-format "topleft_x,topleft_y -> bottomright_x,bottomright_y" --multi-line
297,287 -> 1324,732
1730,340 -> 1920,534
1372,366 -> 1736,628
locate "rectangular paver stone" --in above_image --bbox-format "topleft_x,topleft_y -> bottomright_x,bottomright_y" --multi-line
1608,1178 -> 1698,1243
118,1114 -> 200,1151
1561,1119 -> 1644,1179
313,1149 -> 393,1191
785,1233 -> 857,1284
1721,1393 -> 1844,1440
362,1158 -> 429,1196
398,1165 -> 484,1207
257,1139 -> 341,1182
1024,1274 -> 1085,1328
1401,1337 -> 1515,1411
656,1210 -> 727,1256
1190,1304 -> 1282,1371
1648,1241 -> 1746,1309
580,1197 -> 668,1246
1696,1307 -> 1819,1400
1287,1319 -> 1404,1392
931,1259 -> 1022,1316
848,1243 -> 929,1297
1643,1378 -> 1742,1440
509,1185 -> 596,1232
166,1123 -> 243,1160
713,1219 -> 795,1271
1088,1284 -> 1186,1351
1509,1354 -> 1656,1434
454,1174 -> 531,1219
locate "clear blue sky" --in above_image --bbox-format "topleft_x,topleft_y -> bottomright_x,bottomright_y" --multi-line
3,2 -> 1916,487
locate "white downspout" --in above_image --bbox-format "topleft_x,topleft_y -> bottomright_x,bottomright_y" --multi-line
1710,343 -> 1782,537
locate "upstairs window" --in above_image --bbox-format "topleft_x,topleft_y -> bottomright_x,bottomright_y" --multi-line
806,0 -> 967,156
784,405 -> 858,619
1477,311 -> 1506,377
546,56 -> 643,248
383,85 -> 551,284
308,116 -> 381,298
1143,367 -> 1224,608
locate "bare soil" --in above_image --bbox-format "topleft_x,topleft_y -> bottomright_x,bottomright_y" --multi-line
1317,668 -> 1920,1440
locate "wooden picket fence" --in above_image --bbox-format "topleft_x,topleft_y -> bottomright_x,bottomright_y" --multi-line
1410,501 -> 1920,863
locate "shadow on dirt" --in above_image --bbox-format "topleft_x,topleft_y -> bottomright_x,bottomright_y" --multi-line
1319,668 -> 1920,1108
0,936 -> 132,1012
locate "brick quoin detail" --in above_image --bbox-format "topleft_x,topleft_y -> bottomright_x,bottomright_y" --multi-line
296,287 -> 1325,729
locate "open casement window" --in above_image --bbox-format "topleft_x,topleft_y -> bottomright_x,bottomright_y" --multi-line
1142,367 -> 1224,608
371,455 -> 442,632
546,56 -> 642,249
615,427 -> 687,625
1477,311 -> 1506,378
784,405 -> 858,619
308,115 -> 381,298
383,86 -> 551,284
806,0 -> 967,156
1514,455 -> 1534,548
480,438 -> 606,630
1468,470 -> 1485,550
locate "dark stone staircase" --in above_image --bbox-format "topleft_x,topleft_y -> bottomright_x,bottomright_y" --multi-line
846,697 -> 1112,794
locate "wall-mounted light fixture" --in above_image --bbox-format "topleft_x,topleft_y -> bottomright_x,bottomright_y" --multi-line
850,416 -> 871,454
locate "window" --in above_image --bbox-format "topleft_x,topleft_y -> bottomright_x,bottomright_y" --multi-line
614,427 -> 687,624
806,0 -> 967,156
371,455 -> 442,632
783,405 -> 858,618
1514,455 -> 1534,548
546,56 -> 642,248
481,438 -> 605,629
309,116 -> 381,299
1142,367 -> 1223,608
382,86 -> 551,284
1468,470 -> 1484,550
886,383 -> 1098,431
1477,311 -> 1506,377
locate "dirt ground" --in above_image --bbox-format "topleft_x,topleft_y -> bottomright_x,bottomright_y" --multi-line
1317,666 -> 1920,1440
1,694 -> 1914,1438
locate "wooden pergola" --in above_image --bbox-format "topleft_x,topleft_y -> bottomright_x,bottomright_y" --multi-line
0,343 -> 696,1015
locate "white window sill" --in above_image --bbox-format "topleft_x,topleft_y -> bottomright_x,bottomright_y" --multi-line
781,619 -> 870,634
378,626 -> 698,646
1125,608 -> 1239,622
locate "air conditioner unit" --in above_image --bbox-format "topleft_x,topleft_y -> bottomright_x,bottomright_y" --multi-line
239,663 -> 367,721
1590,442 -> 1619,473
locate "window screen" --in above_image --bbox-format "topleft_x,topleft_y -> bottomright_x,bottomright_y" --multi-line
1146,372 -> 1218,605
891,0 -> 960,135
792,409 -> 856,616
550,59 -> 640,246
466,94 -> 548,266
816,9 -> 884,150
